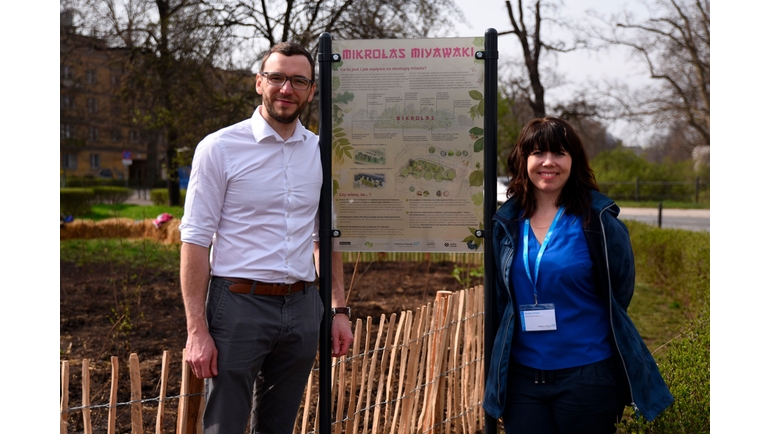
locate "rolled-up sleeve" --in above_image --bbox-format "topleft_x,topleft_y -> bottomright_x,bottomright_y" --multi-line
179,135 -> 228,248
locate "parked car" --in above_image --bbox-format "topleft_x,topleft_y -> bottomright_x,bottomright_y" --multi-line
497,176 -> 510,205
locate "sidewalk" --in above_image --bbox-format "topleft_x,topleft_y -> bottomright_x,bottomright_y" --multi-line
126,189 -> 153,206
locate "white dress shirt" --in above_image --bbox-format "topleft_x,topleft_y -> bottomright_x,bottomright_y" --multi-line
179,106 -> 322,284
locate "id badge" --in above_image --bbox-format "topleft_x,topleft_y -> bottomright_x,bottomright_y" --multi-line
519,303 -> 557,331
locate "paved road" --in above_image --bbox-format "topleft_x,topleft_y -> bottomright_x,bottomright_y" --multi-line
619,207 -> 710,232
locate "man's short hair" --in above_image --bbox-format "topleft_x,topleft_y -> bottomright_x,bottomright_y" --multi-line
259,42 -> 315,83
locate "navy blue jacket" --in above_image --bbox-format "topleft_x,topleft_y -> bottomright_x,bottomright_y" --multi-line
483,190 -> 674,421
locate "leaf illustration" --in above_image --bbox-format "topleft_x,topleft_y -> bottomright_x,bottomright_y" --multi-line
469,170 -> 484,187
474,137 -> 484,153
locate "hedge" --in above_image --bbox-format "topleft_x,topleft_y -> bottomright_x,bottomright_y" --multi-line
60,188 -> 96,217
92,187 -> 131,205
617,221 -> 710,433
150,188 -> 187,206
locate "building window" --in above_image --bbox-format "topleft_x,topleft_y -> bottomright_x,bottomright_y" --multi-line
111,129 -> 122,142
89,127 -> 99,141
129,130 -> 141,142
62,153 -> 77,170
90,154 -> 101,169
61,64 -> 73,79
86,69 -> 97,85
111,75 -> 121,87
87,98 -> 98,113
61,95 -> 74,110
61,124 -> 72,139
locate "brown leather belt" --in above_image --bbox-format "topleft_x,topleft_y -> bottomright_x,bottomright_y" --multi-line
217,277 -> 312,296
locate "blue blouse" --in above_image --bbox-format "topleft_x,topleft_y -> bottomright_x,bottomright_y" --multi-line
511,212 -> 613,370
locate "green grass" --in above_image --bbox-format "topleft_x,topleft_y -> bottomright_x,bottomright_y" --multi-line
82,204 -> 185,221
626,282 -> 689,355
60,238 -> 181,273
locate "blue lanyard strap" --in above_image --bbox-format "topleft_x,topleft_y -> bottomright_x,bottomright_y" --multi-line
523,206 -> 565,305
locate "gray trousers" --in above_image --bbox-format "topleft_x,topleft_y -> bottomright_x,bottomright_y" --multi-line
203,276 -> 323,434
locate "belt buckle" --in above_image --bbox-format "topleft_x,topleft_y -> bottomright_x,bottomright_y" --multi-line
284,284 -> 293,295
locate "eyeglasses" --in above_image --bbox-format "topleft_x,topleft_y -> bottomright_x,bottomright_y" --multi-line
260,72 -> 314,91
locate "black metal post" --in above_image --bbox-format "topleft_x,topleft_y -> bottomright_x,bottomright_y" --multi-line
658,202 -> 663,228
482,28 -> 499,434
317,32 -> 333,434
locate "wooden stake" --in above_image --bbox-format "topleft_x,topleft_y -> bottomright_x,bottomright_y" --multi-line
177,348 -> 204,434
399,307 -> 425,434
129,353 -> 144,433
384,312 -> 406,434
156,351 -> 170,434
344,319 -> 362,434
352,316 -> 373,434
108,356 -> 118,434
363,315 -> 387,433
390,310 -> 413,434
82,358 -> 92,434
60,361 -> 69,434
333,353 -> 346,434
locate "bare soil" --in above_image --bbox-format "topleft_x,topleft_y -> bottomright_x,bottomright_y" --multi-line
60,258 -> 483,433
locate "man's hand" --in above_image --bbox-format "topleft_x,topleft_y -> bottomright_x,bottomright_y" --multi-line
331,315 -> 353,358
185,330 -> 219,379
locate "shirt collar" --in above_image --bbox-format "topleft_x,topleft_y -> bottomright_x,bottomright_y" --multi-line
251,105 -> 313,145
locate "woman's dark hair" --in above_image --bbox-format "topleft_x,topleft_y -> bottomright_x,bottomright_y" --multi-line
259,41 -> 316,83
505,117 -> 599,221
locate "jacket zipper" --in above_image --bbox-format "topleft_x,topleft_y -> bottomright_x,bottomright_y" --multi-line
599,204 -> 639,413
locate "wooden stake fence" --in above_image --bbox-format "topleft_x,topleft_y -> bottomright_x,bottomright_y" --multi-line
60,286 -> 485,434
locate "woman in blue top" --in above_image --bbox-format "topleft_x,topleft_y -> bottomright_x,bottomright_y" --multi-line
483,117 -> 673,433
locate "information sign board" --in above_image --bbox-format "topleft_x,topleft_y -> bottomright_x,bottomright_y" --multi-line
330,37 -> 486,253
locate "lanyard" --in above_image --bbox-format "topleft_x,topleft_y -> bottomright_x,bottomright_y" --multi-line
523,206 -> 565,305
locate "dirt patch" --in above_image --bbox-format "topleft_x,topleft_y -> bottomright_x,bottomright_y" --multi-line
60,258 -> 484,432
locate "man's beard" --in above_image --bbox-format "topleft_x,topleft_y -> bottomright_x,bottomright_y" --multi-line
263,94 -> 308,124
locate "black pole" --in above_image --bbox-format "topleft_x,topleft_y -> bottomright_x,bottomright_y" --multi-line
482,28 -> 499,434
658,202 -> 663,228
317,32 -> 333,434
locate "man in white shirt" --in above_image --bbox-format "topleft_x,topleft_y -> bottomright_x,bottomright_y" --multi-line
179,41 -> 353,434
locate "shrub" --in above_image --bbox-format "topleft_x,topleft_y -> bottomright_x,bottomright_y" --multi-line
64,176 -> 125,188
617,310 -> 710,433
150,188 -> 186,206
93,186 -> 132,205
616,221 -> 710,432
60,188 -> 96,217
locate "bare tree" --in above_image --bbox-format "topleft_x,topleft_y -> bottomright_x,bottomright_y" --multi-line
500,0 -> 584,119
590,0 -> 710,150
207,0 -> 464,54
64,0 -> 252,205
